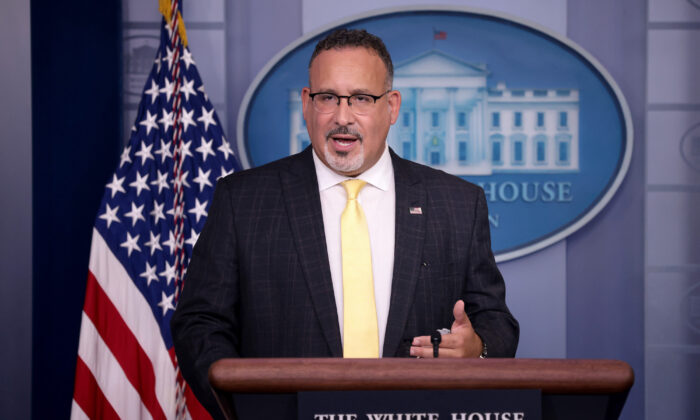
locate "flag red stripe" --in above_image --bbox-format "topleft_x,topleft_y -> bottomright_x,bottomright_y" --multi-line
169,347 -> 213,420
83,271 -> 168,420
184,380 -> 212,419
73,357 -> 121,420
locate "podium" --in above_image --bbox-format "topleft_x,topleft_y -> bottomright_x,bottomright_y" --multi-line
209,358 -> 634,420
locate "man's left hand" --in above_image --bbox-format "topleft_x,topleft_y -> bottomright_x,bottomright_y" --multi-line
409,300 -> 483,358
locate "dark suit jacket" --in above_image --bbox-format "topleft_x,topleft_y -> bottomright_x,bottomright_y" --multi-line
171,147 -> 519,416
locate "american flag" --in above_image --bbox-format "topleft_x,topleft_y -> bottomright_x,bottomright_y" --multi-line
433,29 -> 447,40
71,1 -> 240,419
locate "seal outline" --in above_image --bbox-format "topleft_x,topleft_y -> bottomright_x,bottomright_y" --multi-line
236,5 -> 634,263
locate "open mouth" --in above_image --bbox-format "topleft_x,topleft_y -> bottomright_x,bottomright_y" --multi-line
327,128 -> 362,152
331,135 -> 359,147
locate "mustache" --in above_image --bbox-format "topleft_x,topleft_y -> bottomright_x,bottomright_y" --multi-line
325,126 -> 363,141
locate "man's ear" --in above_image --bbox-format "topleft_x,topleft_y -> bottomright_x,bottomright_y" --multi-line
301,87 -> 311,116
387,89 -> 402,125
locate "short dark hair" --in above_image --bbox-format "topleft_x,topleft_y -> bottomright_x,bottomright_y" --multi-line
309,28 -> 394,88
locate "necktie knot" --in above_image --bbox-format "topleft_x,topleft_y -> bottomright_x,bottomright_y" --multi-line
342,179 -> 367,201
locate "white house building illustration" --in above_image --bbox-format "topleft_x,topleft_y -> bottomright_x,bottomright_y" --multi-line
289,50 -> 579,175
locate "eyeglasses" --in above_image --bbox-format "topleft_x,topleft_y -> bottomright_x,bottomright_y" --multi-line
308,90 -> 391,115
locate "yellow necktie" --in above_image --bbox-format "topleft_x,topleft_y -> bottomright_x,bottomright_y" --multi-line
341,179 -> 379,358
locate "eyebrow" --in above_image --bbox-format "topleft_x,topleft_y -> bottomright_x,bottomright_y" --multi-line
313,88 -> 376,95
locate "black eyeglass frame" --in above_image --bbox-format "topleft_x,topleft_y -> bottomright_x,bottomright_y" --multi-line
308,90 -> 392,112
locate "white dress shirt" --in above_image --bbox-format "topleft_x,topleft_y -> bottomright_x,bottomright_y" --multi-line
312,145 -> 396,356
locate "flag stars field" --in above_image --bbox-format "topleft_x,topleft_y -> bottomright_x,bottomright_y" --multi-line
180,108 -> 196,132
120,232 -> 141,257
106,174 -> 125,198
151,170 -> 170,194
162,45 -> 175,69
159,109 -> 175,132
159,261 -> 177,285
162,231 -> 177,256
145,80 -> 160,104
129,171 -> 150,196
99,204 -> 120,228
150,201 -> 166,225
160,77 -> 175,102
171,169 -> 190,189
219,166 -> 233,180
196,136 -> 215,161
180,139 -> 193,160
197,84 -> 208,101
193,168 -> 212,192
185,228 -> 199,247
135,142 -> 154,165
180,77 -> 196,101
197,107 -> 217,133
157,291 -> 175,316
119,145 -> 132,168
139,110 -> 159,135
218,139 -> 234,160
181,48 -> 195,69
124,202 -> 145,226
188,198 -> 208,223
154,139 -> 172,163
154,52 -> 162,74
144,231 -> 162,256
140,262 -> 159,286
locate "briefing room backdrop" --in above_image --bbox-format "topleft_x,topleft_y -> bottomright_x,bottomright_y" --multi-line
1,0 -> 698,419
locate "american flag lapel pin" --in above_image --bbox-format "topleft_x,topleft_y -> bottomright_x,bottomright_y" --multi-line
409,206 -> 422,215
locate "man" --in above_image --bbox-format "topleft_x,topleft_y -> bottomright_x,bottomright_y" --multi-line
171,29 -> 518,417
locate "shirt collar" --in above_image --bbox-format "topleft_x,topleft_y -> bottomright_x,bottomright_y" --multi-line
313,144 -> 393,192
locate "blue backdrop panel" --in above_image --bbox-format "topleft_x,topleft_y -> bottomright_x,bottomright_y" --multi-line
566,1 -> 646,419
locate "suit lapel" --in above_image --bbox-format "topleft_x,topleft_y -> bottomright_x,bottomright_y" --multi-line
383,151 -> 427,357
280,148 -> 343,356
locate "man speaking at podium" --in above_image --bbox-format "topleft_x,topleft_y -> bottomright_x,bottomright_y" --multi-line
171,29 -> 519,417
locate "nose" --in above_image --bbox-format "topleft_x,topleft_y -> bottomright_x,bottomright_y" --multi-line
334,97 -> 355,126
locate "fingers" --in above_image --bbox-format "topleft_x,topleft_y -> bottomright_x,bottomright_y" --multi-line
410,333 -> 470,358
411,334 -> 463,349
410,344 -> 463,358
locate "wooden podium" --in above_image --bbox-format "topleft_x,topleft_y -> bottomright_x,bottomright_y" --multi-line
209,358 -> 634,420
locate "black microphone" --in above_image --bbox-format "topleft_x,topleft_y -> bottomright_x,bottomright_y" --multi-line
431,331 -> 442,358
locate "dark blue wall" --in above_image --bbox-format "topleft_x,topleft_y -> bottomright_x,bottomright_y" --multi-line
31,1 -> 122,418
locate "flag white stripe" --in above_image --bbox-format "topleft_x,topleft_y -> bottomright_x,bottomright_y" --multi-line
77,313 -> 152,420
89,228 -> 179,417
70,399 -> 90,420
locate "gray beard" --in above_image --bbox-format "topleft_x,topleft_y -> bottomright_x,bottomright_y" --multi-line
324,141 -> 364,174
